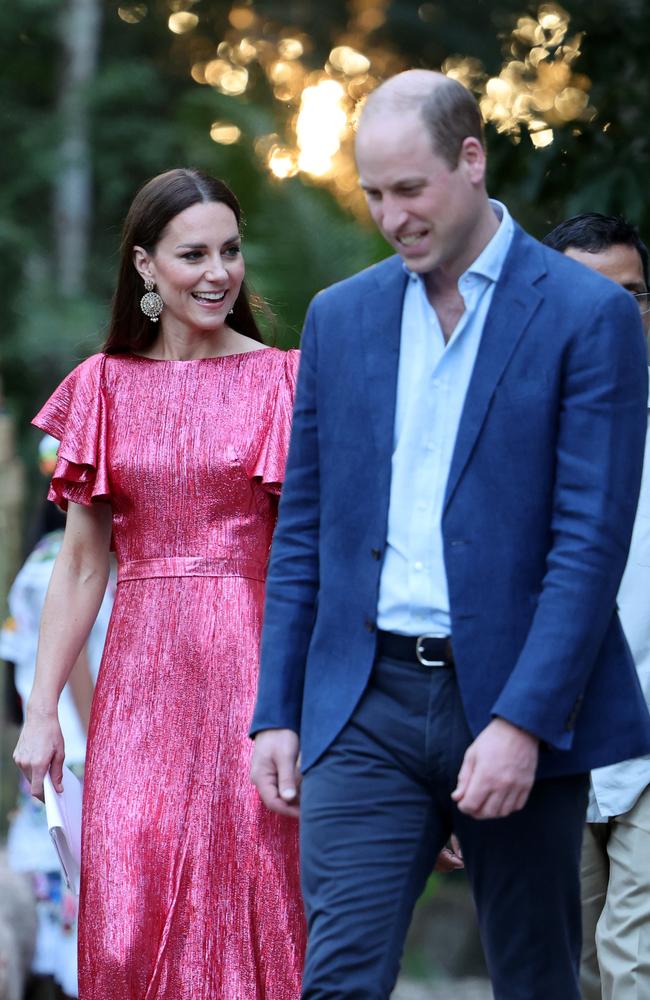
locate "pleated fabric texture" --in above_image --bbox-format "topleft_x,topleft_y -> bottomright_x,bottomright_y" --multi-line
33,349 -> 306,1000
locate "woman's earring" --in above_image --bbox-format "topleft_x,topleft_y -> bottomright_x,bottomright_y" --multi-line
140,279 -> 164,322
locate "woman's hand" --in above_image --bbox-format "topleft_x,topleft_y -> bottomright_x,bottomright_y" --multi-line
13,707 -> 65,801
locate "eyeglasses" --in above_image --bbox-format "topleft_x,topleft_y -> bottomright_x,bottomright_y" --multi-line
633,292 -> 650,315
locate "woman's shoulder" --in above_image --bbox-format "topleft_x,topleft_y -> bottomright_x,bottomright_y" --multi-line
240,345 -> 299,376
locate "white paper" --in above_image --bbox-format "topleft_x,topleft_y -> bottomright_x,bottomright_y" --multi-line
43,764 -> 83,895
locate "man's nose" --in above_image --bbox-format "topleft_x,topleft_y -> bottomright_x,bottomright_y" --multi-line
379,200 -> 409,236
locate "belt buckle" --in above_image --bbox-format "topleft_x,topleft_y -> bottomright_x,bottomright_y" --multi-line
416,632 -> 447,667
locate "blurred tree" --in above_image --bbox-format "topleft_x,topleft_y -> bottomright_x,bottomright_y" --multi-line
55,0 -> 102,296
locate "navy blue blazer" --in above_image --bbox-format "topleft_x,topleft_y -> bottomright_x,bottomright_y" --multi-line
252,224 -> 650,778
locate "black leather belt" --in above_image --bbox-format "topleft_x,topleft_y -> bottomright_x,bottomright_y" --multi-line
377,630 -> 454,668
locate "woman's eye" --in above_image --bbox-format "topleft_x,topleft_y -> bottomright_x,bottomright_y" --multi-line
224,245 -> 241,257
182,251 -> 203,261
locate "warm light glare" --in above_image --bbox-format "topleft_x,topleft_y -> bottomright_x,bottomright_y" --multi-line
234,38 -> 258,64
530,127 -> 554,147
219,67 -> 249,96
296,79 -> 348,177
118,4 -> 147,23
278,38 -> 304,60
268,146 -> 299,179
177,0 -> 592,211
210,122 -> 242,145
204,59 -> 230,86
229,6 -> 256,30
329,46 -> 371,76
168,11 -> 198,34
479,3 -> 590,148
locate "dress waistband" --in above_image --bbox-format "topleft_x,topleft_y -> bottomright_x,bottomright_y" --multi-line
117,556 -> 267,583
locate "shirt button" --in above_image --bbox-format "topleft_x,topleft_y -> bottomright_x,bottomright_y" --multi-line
414,561 -> 424,572
417,501 -> 427,511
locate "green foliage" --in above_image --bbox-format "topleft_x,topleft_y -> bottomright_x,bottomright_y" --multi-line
2,0 -> 650,462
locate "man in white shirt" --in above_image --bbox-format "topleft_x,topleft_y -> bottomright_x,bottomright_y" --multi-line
544,213 -> 650,1000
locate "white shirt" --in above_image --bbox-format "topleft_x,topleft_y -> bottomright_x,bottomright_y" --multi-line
377,201 -> 515,635
589,374 -> 650,820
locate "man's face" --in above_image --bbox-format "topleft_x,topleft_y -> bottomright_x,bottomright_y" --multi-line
564,243 -> 649,336
355,109 -> 485,278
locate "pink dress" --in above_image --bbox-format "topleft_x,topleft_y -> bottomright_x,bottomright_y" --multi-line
33,349 -> 306,1000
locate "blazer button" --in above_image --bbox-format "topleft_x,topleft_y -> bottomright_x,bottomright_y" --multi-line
364,619 -> 376,633
371,548 -> 381,560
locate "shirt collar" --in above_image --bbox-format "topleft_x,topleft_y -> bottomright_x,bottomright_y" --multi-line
464,200 -> 514,284
402,199 -> 515,286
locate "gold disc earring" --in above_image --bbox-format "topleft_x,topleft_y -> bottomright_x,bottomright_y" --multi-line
140,279 -> 164,322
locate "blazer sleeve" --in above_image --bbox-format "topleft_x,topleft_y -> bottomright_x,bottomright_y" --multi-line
492,289 -> 648,749
250,306 -> 321,736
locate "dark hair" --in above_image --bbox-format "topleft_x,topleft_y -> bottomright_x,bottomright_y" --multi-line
420,77 -> 485,169
103,168 -> 264,353
542,212 -> 649,287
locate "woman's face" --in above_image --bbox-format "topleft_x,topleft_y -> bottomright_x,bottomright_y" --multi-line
134,200 -> 245,337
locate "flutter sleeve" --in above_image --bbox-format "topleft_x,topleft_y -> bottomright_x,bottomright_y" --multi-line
246,348 -> 299,494
32,353 -> 110,509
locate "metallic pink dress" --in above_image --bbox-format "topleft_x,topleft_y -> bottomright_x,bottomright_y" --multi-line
33,349 -> 306,1000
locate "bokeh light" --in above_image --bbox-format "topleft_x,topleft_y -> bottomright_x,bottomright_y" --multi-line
210,122 -> 242,145
147,1 -> 593,215
168,11 -> 198,34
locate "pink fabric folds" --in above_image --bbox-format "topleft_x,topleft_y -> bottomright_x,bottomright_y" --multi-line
245,348 -> 299,493
32,354 -> 110,509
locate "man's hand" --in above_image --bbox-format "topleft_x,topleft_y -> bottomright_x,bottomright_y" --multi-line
452,717 -> 539,820
434,834 -> 464,872
250,728 -> 301,818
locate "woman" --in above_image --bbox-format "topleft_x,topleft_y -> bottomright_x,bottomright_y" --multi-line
14,168 -> 306,999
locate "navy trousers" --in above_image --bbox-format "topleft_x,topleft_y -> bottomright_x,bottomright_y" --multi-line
300,653 -> 588,999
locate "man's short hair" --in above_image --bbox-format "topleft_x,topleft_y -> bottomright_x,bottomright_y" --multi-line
543,212 -> 649,287
420,79 -> 485,169
363,75 -> 484,170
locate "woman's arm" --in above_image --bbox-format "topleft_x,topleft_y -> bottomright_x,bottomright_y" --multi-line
14,500 -> 112,798
67,645 -> 95,735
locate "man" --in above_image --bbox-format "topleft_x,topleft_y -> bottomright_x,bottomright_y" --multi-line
543,214 -> 650,1000
251,70 -> 650,999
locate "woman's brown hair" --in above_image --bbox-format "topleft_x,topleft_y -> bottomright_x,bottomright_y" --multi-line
103,168 -> 264,353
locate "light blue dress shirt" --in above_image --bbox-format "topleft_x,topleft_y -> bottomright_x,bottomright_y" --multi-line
377,200 -> 515,636
588,378 -> 650,820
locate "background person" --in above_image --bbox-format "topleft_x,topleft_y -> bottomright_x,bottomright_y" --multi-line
251,71 -> 650,1000
0,435 -> 115,999
543,213 -> 650,1000
14,169 -> 306,1000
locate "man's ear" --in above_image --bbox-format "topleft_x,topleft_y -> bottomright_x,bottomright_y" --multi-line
459,136 -> 486,184
133,245 -> 153,282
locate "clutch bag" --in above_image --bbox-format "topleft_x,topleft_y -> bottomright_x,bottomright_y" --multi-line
43,764 -> 83,895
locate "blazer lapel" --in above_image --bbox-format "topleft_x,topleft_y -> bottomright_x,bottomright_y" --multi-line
359,259 -> 408,484
444,228 -> 546,512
